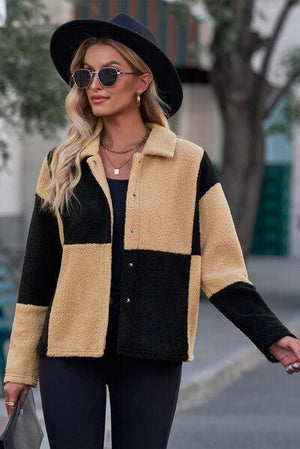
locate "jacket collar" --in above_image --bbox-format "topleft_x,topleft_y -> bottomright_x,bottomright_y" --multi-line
79,121 -> 176,161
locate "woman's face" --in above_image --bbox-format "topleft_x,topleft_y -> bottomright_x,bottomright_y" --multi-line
82,43 -> 151,117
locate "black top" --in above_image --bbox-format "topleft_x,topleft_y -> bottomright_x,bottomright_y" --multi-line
103,177 -> 129,360
106,178 -> 129,298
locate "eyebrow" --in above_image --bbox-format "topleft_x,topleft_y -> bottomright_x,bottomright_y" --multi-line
83,60 -> 122,68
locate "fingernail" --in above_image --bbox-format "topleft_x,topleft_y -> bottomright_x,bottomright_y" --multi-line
292,363 -> 299,369
19,408 -> 23,416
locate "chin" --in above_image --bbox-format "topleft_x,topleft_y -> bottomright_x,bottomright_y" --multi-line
91,105 -> 109,115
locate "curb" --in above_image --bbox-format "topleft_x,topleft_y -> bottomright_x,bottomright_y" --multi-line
176,314 -> 300,412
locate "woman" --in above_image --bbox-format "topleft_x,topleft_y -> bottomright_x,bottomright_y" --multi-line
4,13 -> 300,449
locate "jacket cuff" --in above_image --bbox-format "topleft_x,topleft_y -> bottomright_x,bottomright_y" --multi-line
209,281 -> 298,363
3,373 -> 39,387
4,303 -> 48,386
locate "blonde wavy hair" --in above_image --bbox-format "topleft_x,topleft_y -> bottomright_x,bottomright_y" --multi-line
40,36 -> 172,218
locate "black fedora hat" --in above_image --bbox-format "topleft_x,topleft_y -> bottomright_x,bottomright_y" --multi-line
50,13 -> 183,117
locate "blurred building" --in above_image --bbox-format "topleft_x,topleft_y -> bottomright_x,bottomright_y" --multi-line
1,0 -> 299,258
250,0 -> 300,257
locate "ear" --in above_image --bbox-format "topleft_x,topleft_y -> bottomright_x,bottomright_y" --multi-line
138,72 -> 153,94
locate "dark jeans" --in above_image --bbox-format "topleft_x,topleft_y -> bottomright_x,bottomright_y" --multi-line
39,297 -> 183,449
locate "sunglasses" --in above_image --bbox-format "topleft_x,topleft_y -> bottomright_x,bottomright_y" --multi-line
71,67 -> 139,89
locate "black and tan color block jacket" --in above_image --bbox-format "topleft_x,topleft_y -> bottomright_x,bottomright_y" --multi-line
4,122 -> 297,387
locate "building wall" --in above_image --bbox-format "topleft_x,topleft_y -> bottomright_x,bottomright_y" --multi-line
188,0 -> 300,256
2,0 -> 299,256
74,0 -> 201,68
174,84 -> 222,165
251,0 -> 300,256
0,1 -> 72,251
290,86 -> 300,255
43,0 -> 72,23
0,121 -> 23,251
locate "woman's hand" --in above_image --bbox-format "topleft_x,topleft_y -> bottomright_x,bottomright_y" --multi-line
268,336 -> 300,374
3,382 -> 31,418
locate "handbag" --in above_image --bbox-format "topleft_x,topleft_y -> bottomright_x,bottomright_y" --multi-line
0,388 -> 44,449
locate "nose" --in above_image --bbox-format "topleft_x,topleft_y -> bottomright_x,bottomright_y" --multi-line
90,72 -> 102,89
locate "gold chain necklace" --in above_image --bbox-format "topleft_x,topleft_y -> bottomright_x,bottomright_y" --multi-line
99,127 -> 151,175
100,126 -> 150,153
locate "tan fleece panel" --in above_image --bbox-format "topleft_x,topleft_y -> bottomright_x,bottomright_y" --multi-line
187,255 -> 202,361
83,122 -> 183,250
4,303 -> 48,387
36,154 -> 51,200
125,139 -> 204,254
199,182 -> 254,299
56,210 -> 65,246
80,124 -> 206,255
47,243 -> 111,356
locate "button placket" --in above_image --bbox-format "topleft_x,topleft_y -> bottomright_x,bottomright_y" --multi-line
86,155 -> 114,345
123,153 -> 142,306
127,153 -> 143,246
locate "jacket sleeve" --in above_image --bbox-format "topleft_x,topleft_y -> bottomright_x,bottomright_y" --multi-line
4,150 -> 62,386
198,149 -> 298,363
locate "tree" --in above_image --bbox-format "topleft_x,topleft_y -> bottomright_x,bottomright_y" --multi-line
175,0 -> 300,255
0,0 -> 69,171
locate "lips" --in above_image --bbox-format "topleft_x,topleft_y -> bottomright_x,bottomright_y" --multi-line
91,95 -> 110,104
91,96 -> 109,100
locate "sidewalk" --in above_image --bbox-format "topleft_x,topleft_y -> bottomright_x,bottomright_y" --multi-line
1,255 -> 299,449
178,254 -> 300,411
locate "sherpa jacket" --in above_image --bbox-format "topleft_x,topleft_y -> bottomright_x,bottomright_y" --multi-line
4,121 -> 297,387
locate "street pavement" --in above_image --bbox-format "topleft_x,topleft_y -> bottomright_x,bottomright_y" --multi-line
0,255 -> 299,449
169,355 -> 300,449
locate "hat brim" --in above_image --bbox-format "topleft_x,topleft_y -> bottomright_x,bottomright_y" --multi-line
50,19 -> 183,117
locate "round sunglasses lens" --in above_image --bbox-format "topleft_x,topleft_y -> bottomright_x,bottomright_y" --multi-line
99,68 -> 118,86
73,70 -> 91,88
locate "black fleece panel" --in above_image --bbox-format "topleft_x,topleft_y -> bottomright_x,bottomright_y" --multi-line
209,281 -> 298,363
36,295 -> 55,357
197,150 -> 220,200
117,249 -> 190,360
17,194 -> 62,307
191,150 -> 220,255
61,159 -> 111,245
47,147 -> 56,178
191,173 -> 201,256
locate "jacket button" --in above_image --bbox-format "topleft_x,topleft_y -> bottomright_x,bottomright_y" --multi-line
126,298 -> 131,303
133,192 -> 136,197
129,262 -> 133,267
130,228 -> 134,233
